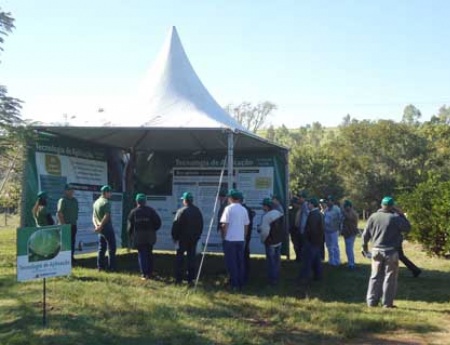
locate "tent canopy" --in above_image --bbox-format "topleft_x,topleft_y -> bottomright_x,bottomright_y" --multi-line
35,26 -> 286,154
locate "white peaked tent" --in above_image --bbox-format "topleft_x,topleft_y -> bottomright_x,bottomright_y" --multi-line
36,26 -> 287,190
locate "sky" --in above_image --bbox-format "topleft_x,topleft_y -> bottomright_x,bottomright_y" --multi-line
1,0 -> 450,128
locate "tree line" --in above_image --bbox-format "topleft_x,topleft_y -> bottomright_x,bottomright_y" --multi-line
230,102 -> 450,257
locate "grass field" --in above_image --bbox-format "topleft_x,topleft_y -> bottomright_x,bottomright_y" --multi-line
1,219 -> 449,345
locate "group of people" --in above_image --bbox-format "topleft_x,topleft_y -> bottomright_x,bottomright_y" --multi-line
32,185 -> 421,306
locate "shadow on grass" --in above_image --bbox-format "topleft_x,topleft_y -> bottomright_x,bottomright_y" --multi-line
74,251 -> 450,305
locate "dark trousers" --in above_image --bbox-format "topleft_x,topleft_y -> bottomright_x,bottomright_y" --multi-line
175,242 -> 197,283
97,224 -> 117,270
299,242 -> 323,281
398,246 -> 421,276
71,224 -> 77,258
244,239 -> 251,283
137,244 -> 154,277
265,244 -> 281,285
223,240 -> 245,289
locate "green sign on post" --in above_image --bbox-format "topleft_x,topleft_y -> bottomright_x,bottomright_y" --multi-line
17,225 -> 72,282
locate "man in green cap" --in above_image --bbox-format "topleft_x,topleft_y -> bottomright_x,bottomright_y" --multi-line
171,192 -> 204,285
341,200 -> 359,270
32,191 -> 54,227
220,189 -> 250,290
57,184 -> 79,263
362,196 -> 411,308
93,185 -> 116,271
127,193 -> 162,280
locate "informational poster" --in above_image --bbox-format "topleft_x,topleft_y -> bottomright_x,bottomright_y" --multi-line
17,225 -> 71,282
146,196 -> 175,250
153,166 -> 274,254
34,148 -> 123,254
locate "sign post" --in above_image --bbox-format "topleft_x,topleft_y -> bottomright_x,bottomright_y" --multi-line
16,224 -> 72,327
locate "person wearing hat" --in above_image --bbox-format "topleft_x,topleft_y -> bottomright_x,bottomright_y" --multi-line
171,192 -> 204,285
57,184 -> 79,263
93,185 -> 116,271
288,196 -> 302,261
217,188 -> 229,232
362,196 -> 411,308
258,197 -> 284,285
127,193 -> 162,280
294,191 -> 310,262
271,194 -> 284,214
239,194 -> 255,283
324,195 -> 342,266
299,197 -> 325,281
341,200 -> 359,270
220,189 -> 250,290
32,191 -> 54,227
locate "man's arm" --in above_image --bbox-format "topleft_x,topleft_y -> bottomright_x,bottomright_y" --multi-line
57,199 -> 65,224
361,218 -> 372,252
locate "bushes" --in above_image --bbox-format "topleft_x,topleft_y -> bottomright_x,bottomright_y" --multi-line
399,177 -> 450,257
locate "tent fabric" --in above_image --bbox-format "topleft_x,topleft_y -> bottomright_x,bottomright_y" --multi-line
137,26 -> 247,131
35,26 -> 287,153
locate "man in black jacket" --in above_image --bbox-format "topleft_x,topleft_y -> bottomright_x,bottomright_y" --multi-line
127,193 -> 162,280
172,192 -> 204,285
299,198 -> 325,281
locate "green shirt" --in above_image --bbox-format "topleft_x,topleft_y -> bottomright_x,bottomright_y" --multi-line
93,196 -> 111,225
57,196 -> 79,225
35,206 -> 50,227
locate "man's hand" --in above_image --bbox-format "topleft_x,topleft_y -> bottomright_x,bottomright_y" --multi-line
94,225 -> 102,233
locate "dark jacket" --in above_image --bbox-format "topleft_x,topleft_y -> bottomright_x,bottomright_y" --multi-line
265,214 -> 284,246
362,209 -> 410,252
242,203 -> 255,243
127,205 -> 162,247
341,208 -> 359,239
172,204 -> 204,245
305,208 -> 325,247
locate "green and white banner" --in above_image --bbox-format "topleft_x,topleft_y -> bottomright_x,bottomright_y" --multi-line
17,225 -> 72,282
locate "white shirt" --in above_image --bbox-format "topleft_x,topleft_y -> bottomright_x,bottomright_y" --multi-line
259,209 -> 283,244
220,202 -> 250,241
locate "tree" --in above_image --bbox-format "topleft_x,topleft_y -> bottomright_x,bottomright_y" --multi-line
402,104 -> 421,125
226,101 -> 277,132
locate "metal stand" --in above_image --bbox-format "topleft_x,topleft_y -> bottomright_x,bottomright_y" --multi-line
43,278 -> 47,327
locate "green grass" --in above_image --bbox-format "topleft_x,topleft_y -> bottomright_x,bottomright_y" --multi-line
1,220 -> 450,345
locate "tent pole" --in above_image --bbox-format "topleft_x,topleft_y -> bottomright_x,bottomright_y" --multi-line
227,131 -> 234,189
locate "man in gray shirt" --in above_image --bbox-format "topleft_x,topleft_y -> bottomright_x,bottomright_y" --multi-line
362,196 -> 411,308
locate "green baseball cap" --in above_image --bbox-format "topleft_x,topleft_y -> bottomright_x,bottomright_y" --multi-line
309,198 -> 319,207
381,196 -> 394,206
227,189 -> 242,199
180,192 -> 193,200
100,185 -> 112,193
135,193 -> 146,202
37,191 -> 47,199
65,184 -> 74,190
262,197 -> 273,207
343,200 -> 353,208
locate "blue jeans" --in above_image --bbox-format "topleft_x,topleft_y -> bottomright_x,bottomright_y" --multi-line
137,244 -> 154,277
265,244 -> 281,285
325,231 -> 340,265
97,223 -> 117,270
299,242 -> 323,280
223,240 -> 245,289
175,242 -> 197,283
344,235 -> 356,267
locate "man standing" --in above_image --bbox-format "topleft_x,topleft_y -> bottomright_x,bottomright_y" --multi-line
93,185 -> 116,271
128,193 -> 162,280
362,196 -> 411,308
295,191 -> 309,261
259,198 -> 284,286
172,192 -> 204,285
240,195 -> 255,283
57,184 -> 79,263
341,200 -> 359,270
299,198 -> 325,281
220,189 -> 249,290
324,196 -> 342,266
